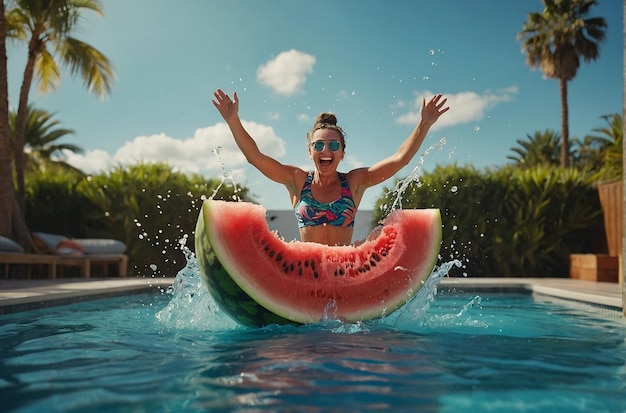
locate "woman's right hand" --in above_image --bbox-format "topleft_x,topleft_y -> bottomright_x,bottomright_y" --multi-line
212,89 -> 239,122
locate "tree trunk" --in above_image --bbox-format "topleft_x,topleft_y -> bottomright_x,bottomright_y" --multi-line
13,36 -> 40,219
11,198 -> 33,249
0,0 -> 14,237
559,76 -> 570,167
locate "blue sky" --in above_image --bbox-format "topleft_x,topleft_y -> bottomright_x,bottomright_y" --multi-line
7,0 -> 623,210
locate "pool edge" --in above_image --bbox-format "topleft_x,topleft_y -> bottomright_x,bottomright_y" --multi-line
0,277 -> 622,316
0,278 -> 174,315
439,278 -> 623,314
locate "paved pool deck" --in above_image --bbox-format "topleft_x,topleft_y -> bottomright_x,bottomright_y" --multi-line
0,277 -> 623,316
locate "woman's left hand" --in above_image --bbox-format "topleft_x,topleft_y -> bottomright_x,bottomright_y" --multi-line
421,94 -> 449,126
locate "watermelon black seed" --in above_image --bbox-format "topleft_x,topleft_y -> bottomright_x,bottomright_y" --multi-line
268,250 -> 275,258
275,253 -> 282,262
372,253 -> 381,262
370,260 -> 377,267
298,267 -> 303,276
304,260 -> 309,267
290,263 -> 295,272
313,271 -> 319,278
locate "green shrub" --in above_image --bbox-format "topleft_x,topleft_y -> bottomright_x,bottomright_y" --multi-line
373,164 -> 602,277
25,169 -> 102,237
26,163 -> 249,276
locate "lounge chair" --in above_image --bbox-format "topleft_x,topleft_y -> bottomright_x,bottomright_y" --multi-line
0,234 -> 128,279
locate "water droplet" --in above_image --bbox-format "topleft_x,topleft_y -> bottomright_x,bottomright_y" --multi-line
429,49 -> 435,56
451,185 -> 458,193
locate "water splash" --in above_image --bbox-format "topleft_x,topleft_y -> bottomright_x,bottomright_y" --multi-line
423,294 -> 489,329
209,146 -> 244,202
389,138 -> 446,211
315,299 -> 370,334
378,259 -> 461,330
154,239 -> 239,331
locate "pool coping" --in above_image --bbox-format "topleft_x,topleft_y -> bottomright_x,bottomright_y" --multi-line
0,277 -> 622,316
0,278 -> 173,314
439,278 -> 623,313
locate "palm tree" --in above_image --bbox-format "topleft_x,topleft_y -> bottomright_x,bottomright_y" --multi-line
0,0 -> 14,238
6,0 -> 114,219
576,113 -> 623,182
507,129 -> 562,168
0,0 -> 114,245
9,104 -> 84,173
517,0 -> 606,168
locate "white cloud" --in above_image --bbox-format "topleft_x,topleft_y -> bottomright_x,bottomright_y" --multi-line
266,111 -> 280,121
343,154 -> 363,169
395,87 -> 518,130
63,121 -> 286,180
336,89 -> 355,100
256,49 -> 316,96
61,149 -> 113,174
296,113 -> 310,123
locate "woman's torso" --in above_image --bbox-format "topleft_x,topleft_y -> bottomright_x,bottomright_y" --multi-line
293,171 -> 358,245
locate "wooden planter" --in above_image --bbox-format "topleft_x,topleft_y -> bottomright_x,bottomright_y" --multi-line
569,254 -> 619,282
597,181 -> 623,257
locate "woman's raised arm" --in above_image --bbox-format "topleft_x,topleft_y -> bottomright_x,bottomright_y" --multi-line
212,89 -> 300,187
355,94 -> 449,189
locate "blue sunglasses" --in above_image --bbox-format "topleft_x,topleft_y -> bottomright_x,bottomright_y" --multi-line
311,140 -> 342,152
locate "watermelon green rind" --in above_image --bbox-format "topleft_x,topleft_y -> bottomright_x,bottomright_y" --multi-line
194,207 -> 294,326
195,199 -> 442,326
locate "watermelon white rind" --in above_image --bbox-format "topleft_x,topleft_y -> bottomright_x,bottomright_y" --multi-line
195,199 -> 442,327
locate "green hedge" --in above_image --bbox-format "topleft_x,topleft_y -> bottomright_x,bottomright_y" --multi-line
25,163 -> 249,277
25,163 -> 603,278
373,164 -> 603,277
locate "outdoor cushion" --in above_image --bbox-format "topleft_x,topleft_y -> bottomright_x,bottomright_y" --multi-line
56,239 -> 86,256
0,236 -> 24,253
32,232 -> 68,254
72,238 -> 127,255
32,232 -> 126,255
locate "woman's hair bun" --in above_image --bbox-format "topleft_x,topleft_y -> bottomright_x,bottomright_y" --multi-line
316,112 -> 337,126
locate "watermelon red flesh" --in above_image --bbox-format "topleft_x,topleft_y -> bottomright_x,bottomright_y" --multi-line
195,199 -> 442,326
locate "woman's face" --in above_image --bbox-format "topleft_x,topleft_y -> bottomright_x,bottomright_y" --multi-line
308,128 -> 344,174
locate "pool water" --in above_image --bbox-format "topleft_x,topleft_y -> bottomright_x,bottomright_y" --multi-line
1,259 -> 625,412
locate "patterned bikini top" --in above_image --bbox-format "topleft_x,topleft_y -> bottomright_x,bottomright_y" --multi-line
295,172 -> 356,228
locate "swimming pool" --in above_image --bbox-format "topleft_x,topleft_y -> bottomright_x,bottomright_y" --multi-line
1,261 -> 625,412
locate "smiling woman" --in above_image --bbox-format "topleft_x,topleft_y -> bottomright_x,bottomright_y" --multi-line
211,88 -> 449,245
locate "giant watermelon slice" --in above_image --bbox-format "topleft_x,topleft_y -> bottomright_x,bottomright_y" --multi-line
195,199 -> 442,326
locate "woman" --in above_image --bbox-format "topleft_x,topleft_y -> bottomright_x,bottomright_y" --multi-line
212,89 -> 449,246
